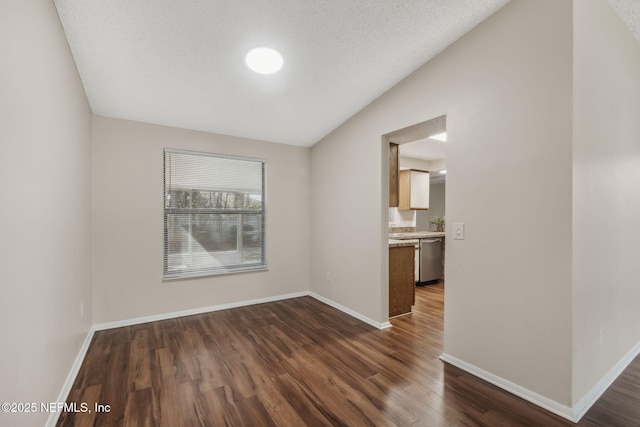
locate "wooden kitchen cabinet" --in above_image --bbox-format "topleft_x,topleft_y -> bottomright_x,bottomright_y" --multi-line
389,245 -> 415,317
389,143 -> 399,207
399,169 -> 430,210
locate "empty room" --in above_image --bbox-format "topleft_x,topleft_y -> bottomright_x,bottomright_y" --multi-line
2,0 -> 640,426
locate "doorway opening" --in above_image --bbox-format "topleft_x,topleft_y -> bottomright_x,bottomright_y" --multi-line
383,115 -> 447,319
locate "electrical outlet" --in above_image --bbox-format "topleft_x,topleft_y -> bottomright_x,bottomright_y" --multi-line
326,272 -> 331,282
80,302 -> 84,319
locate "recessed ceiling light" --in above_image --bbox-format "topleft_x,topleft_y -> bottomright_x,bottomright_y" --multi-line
439,170 -> 447,174
429,132 -> 447,142
245,47 -> 283,74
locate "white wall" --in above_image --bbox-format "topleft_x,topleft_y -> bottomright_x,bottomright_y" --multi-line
310,112 -> 389,323
91,117 -> 310,323
389,207 -> 416,229
311,0 -> 574,406
572,0 -> 640,406
0,1 -> 93,426
417,181 -> 446,231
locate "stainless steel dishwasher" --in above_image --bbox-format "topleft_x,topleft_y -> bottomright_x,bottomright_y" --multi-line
419,238 -> 442,284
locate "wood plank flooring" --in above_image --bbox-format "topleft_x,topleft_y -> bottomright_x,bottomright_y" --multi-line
57,285 -> 640,426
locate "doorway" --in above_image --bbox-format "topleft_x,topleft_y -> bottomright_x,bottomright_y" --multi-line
383,115 -> 447,318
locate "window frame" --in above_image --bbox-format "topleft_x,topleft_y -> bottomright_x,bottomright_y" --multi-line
163,148 -> 267,280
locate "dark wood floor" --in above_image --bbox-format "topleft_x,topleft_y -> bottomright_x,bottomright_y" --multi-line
58,284 -> 640,426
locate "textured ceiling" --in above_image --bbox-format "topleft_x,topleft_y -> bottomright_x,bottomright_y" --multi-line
609,0 -> 640,42
53,0 -> 511,147
54,1 -> 639,148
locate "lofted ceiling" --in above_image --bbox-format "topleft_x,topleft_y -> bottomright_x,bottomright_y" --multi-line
610,0 -> 640,43
54,1 -> 639,148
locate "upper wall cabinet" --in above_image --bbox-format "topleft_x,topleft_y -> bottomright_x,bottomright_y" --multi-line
399,169 -> 430,210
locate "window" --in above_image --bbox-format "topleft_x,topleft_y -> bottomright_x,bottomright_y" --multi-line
163,149 -> 266,279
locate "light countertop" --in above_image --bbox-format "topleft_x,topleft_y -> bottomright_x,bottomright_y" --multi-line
388,231 -> 445,248
389,238 -> 419,248
389,231 -> 445,239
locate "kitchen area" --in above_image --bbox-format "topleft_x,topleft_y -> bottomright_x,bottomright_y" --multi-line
386,116 -> 447,317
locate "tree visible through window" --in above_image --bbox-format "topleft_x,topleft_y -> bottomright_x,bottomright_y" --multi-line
163,149 -> 266,279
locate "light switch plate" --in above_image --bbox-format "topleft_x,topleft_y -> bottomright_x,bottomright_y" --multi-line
453,223 -> 465,240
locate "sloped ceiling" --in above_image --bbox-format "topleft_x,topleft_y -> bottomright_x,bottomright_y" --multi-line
610,0 -> 640,43
54,1 -> 639,147
53,0 -> 511,146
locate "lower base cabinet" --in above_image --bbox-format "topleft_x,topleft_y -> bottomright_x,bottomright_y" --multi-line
389,245 -> 415,317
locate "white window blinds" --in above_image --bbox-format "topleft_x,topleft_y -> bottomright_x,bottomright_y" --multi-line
163,149 -> 266,279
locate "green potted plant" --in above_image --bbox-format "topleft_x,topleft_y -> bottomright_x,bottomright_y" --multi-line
430,215 -> 445,232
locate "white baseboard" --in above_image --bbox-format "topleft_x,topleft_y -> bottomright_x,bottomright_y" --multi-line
93,290 -> 391,332
572,340 -> 640,420
309,291 -> 392,330
440,353 -> 576,422
49,290 -> 388,426
94,291 -> 310,331
45,325 -> 97,427
442,342 -> 640,423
